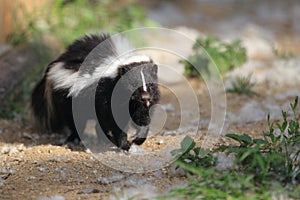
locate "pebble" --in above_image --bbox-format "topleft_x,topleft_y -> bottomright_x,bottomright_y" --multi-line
36,195 -> 65,200
48,155 -> 70,162
237,101 -> 266,123
38,166 -> 48,172
0,143 -> 25,155
275,89 -> 300,101
110,183 -> 158,200
262,98 -> 282,119
215,153 -> 235,171
78,188 -> 101,194
128,144 -> 147,155
97,172 -> 125,185
0,180 -> 4,188
157,139 -> 165,145
161,103 -> 175,112
28,176 -> 36,180
169,163 -> 186,176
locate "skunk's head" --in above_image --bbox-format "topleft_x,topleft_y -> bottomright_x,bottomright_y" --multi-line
116,61 -> 159,127
118,61 -> 158,107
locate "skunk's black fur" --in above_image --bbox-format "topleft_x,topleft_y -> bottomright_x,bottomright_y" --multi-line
31,34 -> 160,150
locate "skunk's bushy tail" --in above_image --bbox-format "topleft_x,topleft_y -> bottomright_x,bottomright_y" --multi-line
31,76 -> 63,133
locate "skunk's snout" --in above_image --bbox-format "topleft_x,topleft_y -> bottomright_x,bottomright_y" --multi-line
142,92 -> 151,107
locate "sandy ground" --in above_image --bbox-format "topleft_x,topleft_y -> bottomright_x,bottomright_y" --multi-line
1,76 -> 298,199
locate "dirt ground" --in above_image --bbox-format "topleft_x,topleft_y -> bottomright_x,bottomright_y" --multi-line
1,78 -> 297,200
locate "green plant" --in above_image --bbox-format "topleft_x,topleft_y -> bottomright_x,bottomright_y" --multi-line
227,75 -> 258,96
180,36 -> 247,79
220,97 -> 300,183
6,0 -> 155,47
158,136 -> 270,200
171,136 -> 217,168
47,0 -> 155,47
158,97 -> 300,199
218,97 -> 300,195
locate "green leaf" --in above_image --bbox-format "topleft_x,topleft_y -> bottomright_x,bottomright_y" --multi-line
226,133 -> 244,143
239,134 -> 253,145
290,96 -> 298,111
253,138 -> 269,145
226,133 -> 252,145
180,136 -> 196,152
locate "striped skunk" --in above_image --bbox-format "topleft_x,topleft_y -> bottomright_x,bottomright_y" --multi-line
31,34 -> 160,150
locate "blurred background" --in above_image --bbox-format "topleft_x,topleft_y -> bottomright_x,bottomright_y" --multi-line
1,1 -> 300,199
1,0 -> 300,123
1,0 -> 300,52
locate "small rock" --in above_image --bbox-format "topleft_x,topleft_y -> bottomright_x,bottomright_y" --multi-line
238,101 -> 266,123
38,166 -> 48,172
36,195 -> 65,200
0,144 -> 22,155
85,149 -> 92,154
129,144 -> 147,155
0,180 -> 4,188
215,153 -> 235,171
157,139 -> 165,145
161,103 -> 175,112
29,176 -> 36,180
78,188 -> 101,194
169,163 -> 186,176
123,175 -> 148,187
110,183 -> 158,200
275,89 -> 300,101
32,160 -> 38,164
48,155 -> 70,162
262,98 -> 282,119
97,172 -> 125,185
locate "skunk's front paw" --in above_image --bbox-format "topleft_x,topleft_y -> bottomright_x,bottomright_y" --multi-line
132,137 -> 146,145
132,126 -> 149,145
119,140 -> 131,151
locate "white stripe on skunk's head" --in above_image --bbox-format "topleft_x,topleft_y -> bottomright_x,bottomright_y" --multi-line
117,60 -> 158,108
140,69 -> 147,92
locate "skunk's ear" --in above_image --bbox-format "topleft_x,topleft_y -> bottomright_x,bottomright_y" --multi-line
118,66 -> 128,76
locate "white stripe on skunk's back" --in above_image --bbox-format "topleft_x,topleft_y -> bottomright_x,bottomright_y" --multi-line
47,62 -> 79,90
69,54 -> 151,96
47,54 -> 152,97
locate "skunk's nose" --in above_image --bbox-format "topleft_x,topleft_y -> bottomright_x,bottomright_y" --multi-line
142,92 -> 151,107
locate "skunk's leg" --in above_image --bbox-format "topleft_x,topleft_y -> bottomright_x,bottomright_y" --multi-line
65,123 -> 81,143
132,126 -> 149,145
65,129 -> 80,143
111,126 -> 131,151
99,123 -> 131,150
64,113 -> 83,144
